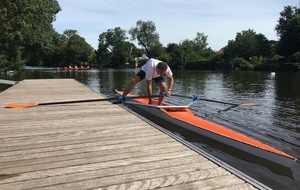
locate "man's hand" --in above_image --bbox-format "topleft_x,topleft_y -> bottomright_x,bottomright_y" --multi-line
166,90 -> 171,97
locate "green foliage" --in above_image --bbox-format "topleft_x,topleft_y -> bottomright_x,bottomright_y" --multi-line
147,43 -> 165,59
170,49 -> 189,69
291,52 -> 300,62
223,29 -> 272,62
129,20 -> 161,58
65,34 -> 94,66
128,45 -> 144,62
259,55 -> 284,70
277,14 -> 300,57
230,57 -> 253,70
0,54 -> 24,72
48,30 -> 94,67
193,32 -> 208,51
275,6 -> 300,37
185,59 -> 209,69
96,27 -> 130,67
266,55 -> 285,64
165,32 -> 216,69
249,56 -> 266,65
249,56 -> 270,70
2,2 -> 300,72
0,0 -> 61,69
157,53 -> 171,63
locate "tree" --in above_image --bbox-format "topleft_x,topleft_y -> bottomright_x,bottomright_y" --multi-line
166,32 -> 213,69
129,20 -> 161,58
96,27 -> 129,67
193,32 -> 208,51
48,30 -> 94,67
147,43 -> 167,60
277,11 -> 300,57
254,34 -> 272,57
0,0 -> 61,70
65,34 -> 94,66
168,40 -> 194,69
62,30 -> 78,42
275,6 -> 300,37
223,29 -> 271,61
166,43 -> 179,54
179,39 -> 196,59
47,31 -> 66,67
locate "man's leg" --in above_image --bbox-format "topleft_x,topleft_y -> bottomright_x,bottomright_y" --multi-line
157,81 -> 167,105
122,76 -> 141,97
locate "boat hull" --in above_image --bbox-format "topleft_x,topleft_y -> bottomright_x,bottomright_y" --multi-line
119,93 -> 297,168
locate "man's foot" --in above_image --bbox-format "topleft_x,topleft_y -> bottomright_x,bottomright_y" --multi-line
112,100 -> 123,104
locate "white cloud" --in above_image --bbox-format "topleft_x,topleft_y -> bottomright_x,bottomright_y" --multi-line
53,0 -> 299,51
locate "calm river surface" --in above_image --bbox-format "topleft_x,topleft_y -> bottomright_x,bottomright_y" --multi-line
1,67 -> 300,190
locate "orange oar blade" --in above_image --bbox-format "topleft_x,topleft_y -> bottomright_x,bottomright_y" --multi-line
240,103 -> 255,106
5,103 -> 38,108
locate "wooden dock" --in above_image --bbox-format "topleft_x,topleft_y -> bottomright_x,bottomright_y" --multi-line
0,79 -> 268,189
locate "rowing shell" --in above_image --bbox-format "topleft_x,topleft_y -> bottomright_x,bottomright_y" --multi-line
117,91 -> 297,168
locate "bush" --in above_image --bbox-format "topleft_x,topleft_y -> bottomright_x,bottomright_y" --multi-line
291,52 -> 300,62
230,57 -> 253,70
249,56 -> 265,65
0,54 -> 24,72
185,59 -> 215,69
266,55 -> 285,63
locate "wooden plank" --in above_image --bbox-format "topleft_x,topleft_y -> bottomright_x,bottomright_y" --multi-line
156,175 -> 257,190
0,79 -> 263,190
0,158 -> 215,189
0,136 -> 177,163
0,142 -> 186,169
0,155 -> 209,183
0,149 -> 199,174
0,127 -> 159,150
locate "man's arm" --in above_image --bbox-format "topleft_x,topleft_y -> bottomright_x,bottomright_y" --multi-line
166,76 -> 174,97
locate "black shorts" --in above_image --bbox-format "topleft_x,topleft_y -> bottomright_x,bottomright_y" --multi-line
136,70 -> 165,84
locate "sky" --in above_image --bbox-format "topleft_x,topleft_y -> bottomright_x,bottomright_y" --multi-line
53,0 -> 299,51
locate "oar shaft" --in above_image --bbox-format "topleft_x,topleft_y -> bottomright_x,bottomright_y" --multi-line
172,94 -> 239,106
38,97 -> 117,106
46,95 -> 161,105
199,98 -> 239,106
5,95 -> 161,108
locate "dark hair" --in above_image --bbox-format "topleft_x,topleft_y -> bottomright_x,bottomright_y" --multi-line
156,62 -> 168,71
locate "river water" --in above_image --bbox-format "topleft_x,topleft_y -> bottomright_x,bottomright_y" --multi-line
1,67 -> 300,190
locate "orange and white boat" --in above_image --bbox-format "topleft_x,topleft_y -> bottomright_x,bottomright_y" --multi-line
117,91 -> 297,168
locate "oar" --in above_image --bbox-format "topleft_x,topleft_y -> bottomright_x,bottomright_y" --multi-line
172,94 -> 255,107
5,95 -> 160,108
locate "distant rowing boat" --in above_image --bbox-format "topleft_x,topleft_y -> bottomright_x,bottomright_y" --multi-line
56,67 -> 106,71
117,91 -> 297,168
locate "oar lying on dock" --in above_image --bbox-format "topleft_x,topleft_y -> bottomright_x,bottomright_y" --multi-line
172,94 -> 255,107
5,95 -> 160,108
0,79 -> 18,85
